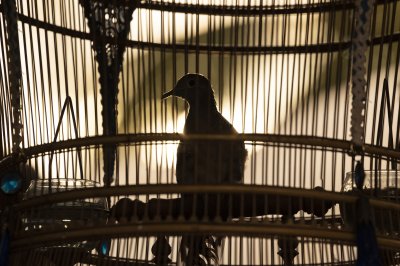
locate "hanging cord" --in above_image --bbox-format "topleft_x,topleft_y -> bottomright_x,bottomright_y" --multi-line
48,96 -> 84,191
350,0 -> 375,153
3,0 -> 23,155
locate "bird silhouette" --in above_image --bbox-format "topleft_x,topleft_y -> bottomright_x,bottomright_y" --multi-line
162,73 -> 247,185
162,73 -> 247,265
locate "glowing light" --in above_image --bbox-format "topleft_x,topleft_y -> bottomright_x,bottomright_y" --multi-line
99,240 -> 110,256
1,172 -> 22,194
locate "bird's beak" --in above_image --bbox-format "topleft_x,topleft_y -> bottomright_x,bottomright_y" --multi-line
161,89 -> 175,99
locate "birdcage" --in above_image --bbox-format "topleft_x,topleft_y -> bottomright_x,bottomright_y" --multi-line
1,0 -> 400,265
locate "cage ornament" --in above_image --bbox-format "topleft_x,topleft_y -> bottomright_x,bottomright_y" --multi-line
3,0 -> 23,154
79,0 -> 138,186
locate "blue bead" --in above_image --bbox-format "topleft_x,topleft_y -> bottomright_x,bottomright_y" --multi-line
1,172 -> 22,194
100,240 -> 109,255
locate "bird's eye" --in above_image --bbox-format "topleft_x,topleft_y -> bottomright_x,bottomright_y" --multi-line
188,79 -> 195,87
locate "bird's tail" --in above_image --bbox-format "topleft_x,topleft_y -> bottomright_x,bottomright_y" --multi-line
180,235 -> 221,266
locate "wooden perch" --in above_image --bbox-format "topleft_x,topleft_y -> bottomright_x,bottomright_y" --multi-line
111,187 -> 336,222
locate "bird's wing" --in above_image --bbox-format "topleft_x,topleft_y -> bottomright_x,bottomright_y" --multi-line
233,142 -> 248,182
220,140 -> 247,183
212,113 -> 248,183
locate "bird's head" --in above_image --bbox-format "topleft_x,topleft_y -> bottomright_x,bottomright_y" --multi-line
162,74 -> 216,107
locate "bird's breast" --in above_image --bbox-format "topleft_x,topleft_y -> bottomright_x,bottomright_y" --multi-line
177,108 -> 246,185
184,110 -> 235,134
176,139 -> 245,185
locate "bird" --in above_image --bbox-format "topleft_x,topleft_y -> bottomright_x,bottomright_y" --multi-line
162,73 -> 247,185
162,73 -> 247,265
